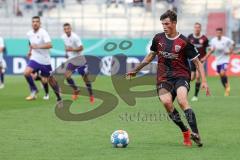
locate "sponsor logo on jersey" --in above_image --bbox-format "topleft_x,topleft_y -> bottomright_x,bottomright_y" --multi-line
159,51 -> 179,59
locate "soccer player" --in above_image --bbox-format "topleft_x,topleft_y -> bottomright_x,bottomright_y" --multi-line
61,23 -> 94,104
24,16 -> 62,102
208,28 -> 234,96
0,36 -> 5,89
188,23 -> 209,101
126,10 -> 210,147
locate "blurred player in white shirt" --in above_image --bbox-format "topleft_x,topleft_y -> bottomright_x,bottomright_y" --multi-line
61,23 -> 94,104
208,28 -> 235,96
24,16 -> 62,102
0,36 -> 5,89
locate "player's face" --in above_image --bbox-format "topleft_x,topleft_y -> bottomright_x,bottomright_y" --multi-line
216,30 -> 223,39
64,26 -> 72,36
161,18 -> 176,35
32,18 -> 41,31
194,24 -> 201,35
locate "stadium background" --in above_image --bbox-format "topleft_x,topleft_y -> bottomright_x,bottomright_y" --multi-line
1,0 -> 240,76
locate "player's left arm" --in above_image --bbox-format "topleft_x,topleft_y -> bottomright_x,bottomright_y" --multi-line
192,58 -> 210,96
228,39 -> 235,55
74,36 -> 84,52
186,42 -> 210,96
66,36 -> 84,52
67,45 -> 83,52
31,42 -> 52,49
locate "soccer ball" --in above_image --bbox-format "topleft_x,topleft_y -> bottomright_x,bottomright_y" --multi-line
110,130 -> 129,148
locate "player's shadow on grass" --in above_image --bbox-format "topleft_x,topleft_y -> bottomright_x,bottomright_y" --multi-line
53,55 -> 119,121
55,88 -> 119,121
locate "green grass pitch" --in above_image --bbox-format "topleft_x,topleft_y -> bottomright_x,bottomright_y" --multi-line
0,75 -> 240,160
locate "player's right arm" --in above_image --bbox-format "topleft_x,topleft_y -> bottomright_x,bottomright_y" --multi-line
226,38 -> 235,55
201,48 -> 213,62
126,35 -> 158,78
126,51 -> 157,78
0,37 -> 4,53
31,42 -> 52,49
63,45 -> 69,58
201,39 -> 215,62
27,41 -> 32,59
66,35 -> 84,52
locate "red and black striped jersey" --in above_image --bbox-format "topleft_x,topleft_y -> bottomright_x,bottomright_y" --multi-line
188,34 -> 209,59
150,32 -> 199,83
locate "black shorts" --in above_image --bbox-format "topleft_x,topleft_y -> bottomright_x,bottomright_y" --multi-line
157,78 -> 190,101
190,61 -> 196,72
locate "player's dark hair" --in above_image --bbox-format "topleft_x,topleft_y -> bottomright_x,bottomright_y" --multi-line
216,28 -> 223,32
195,22 -> 201,27
160,10 -> 177,22
63,23 -> 71,27
32,16 -> 40,20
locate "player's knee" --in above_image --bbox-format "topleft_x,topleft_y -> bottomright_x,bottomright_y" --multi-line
161,99 -> 173,109
220,71 -> 226,77
41,77 -> 48,84
24,70 -> 31,77
42,79 -> 48,84
177,99 -> 189,108
64,73 -> 71,79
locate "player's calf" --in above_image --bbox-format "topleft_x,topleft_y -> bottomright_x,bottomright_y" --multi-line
24,68 -> 38,100
49,76 -> 62,102
184,108 -> 203,147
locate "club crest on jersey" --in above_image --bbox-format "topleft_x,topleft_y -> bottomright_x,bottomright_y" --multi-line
175,45 -> 181,52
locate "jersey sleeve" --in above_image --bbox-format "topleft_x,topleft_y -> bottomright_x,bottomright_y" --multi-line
0,37 -> 4,48
43,30 -> 51,43
204,37 -> 209,48
150,35 -> 157,52
185,42 -> 199,61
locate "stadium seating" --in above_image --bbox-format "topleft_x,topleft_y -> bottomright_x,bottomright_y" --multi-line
0,0 -> 235,38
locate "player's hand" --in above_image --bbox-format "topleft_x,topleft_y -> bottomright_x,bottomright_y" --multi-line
201,82 -> 211,96
125,71 -> 137,80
